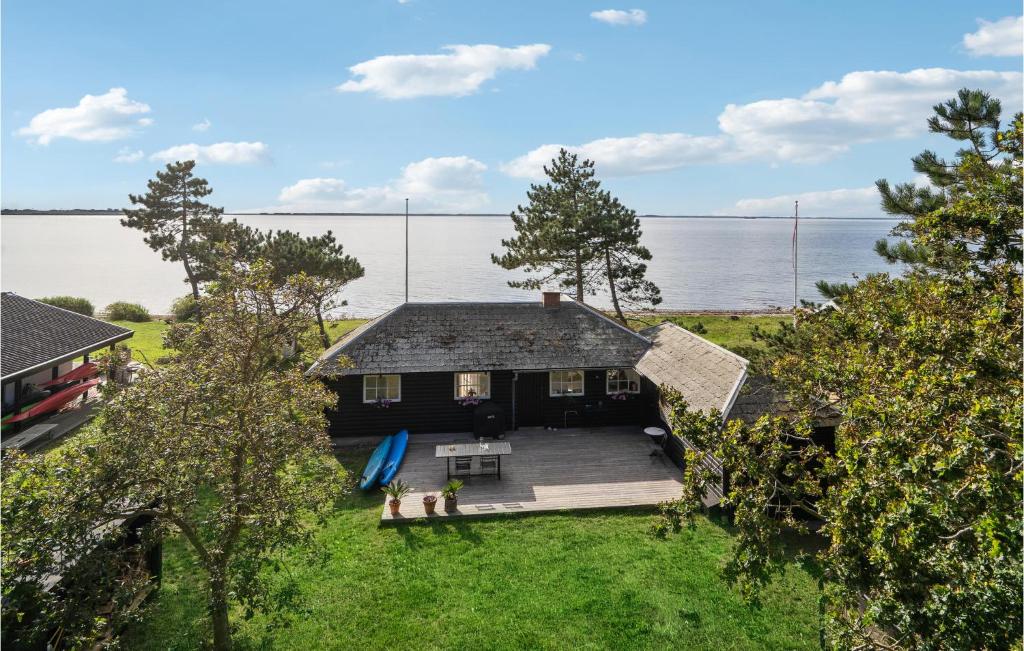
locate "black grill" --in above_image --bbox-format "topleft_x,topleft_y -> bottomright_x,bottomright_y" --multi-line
473,402 -> 505,439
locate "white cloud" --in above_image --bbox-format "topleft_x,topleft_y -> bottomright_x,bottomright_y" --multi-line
727,174 -> 935,217
279,178 -> 348,203
273,156 -> 489,212
720,68 -> 1023,162
150,141 -> 269,165
730,186 -> 881,218
336,44 -> 551,99
16,88 -> 152,145
502,133 -> 733,178
113,147 -> 144,163
503,67 -> 1024,178
963,16 -> 1023,56
192,118 -> 212,132
590,9 -> 647,26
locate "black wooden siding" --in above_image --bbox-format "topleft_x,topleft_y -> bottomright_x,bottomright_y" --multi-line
325,369 -> 658,438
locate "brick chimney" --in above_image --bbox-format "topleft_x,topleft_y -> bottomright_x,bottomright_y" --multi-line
542,291 -> 561,308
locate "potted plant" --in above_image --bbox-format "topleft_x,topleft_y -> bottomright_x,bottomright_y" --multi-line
441,479 -> 463,512
381,479 -> 412,516
422,493 -> 438,515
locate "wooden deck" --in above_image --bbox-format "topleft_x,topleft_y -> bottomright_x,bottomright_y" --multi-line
380,426 -> 683,523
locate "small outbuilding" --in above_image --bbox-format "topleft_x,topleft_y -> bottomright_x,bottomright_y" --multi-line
1,292 -> 133,412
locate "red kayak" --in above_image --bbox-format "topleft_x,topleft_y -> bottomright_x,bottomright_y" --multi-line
38,362 -> 99,389
4,379 -> 100,425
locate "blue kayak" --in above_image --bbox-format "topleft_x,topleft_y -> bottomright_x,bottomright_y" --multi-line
359,435 -> 393,490
377,429 -> 409,486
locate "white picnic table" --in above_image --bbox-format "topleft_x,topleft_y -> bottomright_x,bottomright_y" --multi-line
435,440 -> 511,479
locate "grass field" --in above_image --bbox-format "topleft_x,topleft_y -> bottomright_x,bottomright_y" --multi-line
107,319 -> 368,365
123,447 -> 822,650
626,314 -> 791,353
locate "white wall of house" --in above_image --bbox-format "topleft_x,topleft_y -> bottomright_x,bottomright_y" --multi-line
3,360 -> 77,406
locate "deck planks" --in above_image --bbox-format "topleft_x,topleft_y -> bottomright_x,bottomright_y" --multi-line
380,426 -> 683,523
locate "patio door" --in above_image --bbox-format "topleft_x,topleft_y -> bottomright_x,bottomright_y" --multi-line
515,372 -> 545,428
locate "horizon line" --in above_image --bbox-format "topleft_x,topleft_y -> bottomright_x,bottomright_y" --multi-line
1,208 -> 899,220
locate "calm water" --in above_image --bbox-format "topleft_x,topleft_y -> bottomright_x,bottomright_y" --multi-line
1,214 -> 901,317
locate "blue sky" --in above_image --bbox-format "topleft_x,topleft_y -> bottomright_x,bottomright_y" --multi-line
2,1 -> 1021,216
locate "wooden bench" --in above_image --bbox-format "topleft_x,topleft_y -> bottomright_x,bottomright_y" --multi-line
2,423 -> 59,452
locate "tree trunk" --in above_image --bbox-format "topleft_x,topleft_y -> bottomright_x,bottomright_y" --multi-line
180,187 -> 201,303
315,304 -> 330,349
605,249 -> 626,325
210,575 -> 232,650
574,249 -> 584,302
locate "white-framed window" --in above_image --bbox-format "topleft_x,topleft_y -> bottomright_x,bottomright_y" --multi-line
363,374 -> 401,403
549,370 -> 585,397
454,372 -> 491,399
606,369 -> 641,394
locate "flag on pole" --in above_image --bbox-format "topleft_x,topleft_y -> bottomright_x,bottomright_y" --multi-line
791,200 -> 799,270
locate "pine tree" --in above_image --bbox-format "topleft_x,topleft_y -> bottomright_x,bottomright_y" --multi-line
256,230 -> 365,347
874,89 -> 1022,279
491,149 -> 602,301
592,193 -> 661,324
122,160 -> 227,302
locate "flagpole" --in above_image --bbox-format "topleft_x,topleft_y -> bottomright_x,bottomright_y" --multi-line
404,198 -> 409,303
793,200 -> 799,325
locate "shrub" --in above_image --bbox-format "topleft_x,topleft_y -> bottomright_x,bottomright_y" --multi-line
36,296 -> 94,316
104,301 -> 151,322
170,294 -> 199,322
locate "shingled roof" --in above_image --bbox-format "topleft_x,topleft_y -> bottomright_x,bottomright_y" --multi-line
308,298 -> 652,376
635,322 -> 748,419
1,293 -> 134,382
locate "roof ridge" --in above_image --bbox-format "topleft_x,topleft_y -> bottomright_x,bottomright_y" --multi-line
569,298 -> 652,346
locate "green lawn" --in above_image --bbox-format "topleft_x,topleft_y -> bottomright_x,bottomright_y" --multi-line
107,320 -> 170,365
625,314 -> 791,353
123,448 -> 822,650
107,319 -> 368,366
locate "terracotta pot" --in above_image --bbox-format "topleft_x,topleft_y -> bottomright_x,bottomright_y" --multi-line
444,496 -> 458,512
389,499 -> 401,516
423,497 -> 437,515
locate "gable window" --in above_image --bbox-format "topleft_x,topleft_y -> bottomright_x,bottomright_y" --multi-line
363,374 -> 401,403
549,370 -> 585,397
606,369 -> 641,394
455,372 -> 491,399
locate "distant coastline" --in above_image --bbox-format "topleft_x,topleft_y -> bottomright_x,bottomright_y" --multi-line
2,208 -> 897,220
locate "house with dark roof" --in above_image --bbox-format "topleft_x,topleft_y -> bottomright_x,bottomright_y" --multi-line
1,292 -> 134,410
308,292 -> 749,441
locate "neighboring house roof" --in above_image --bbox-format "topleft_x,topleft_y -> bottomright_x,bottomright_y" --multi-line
636,322 -> 748,419
727,375 -> 790,425
307,298 -> 652,376
729,374 -> 841,427
1,293 -> 134,383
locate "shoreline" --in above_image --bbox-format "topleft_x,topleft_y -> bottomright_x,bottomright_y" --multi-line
2,210 -> 900,221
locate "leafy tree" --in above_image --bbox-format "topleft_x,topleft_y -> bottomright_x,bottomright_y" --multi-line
592,194 -> 661,323
104,301 -> 151,322
36,295 -> 94,316
255,230 -> 365,348
123,160 -> 238,302
669,90 -> 1022,649
2,260 -> 344,650
492,149 -> 603,301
